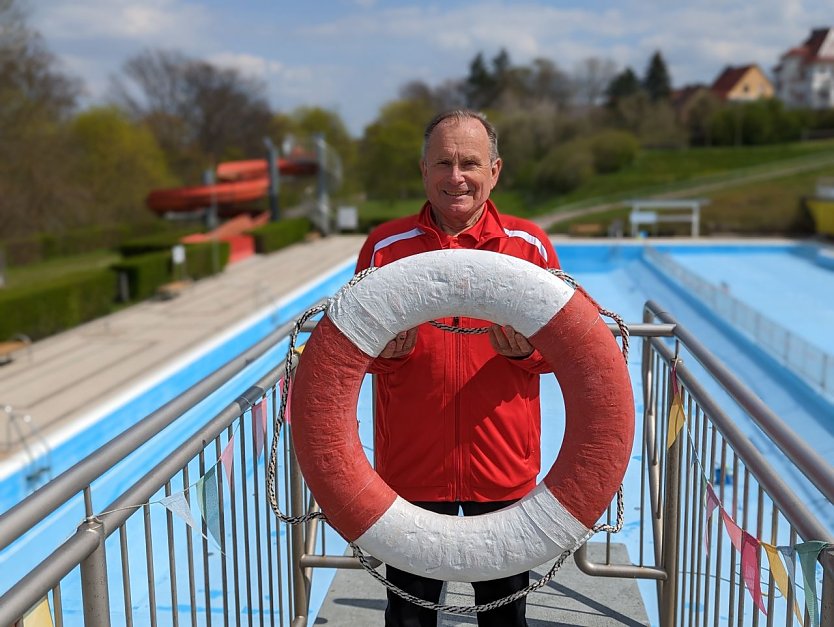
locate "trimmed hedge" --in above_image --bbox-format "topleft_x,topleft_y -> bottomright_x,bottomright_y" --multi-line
0,221 -> 194,267
117,228 -> 202,257
247,218 -> 311,254
109,241 -> 230,302
110,251 -> 171,301
185,242 -> 231,280
0,270 -> 116,341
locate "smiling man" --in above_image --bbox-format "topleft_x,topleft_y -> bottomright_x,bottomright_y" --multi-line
355,110 -> 560,627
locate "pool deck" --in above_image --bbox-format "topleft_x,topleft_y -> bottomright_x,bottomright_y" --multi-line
0,234 -> 366,465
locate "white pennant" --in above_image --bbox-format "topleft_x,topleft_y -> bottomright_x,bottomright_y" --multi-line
160,492 -> 200,531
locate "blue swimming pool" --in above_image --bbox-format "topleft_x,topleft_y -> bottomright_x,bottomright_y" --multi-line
3,240 -> 833,625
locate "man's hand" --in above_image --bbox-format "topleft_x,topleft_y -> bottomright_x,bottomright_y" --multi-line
380,327 -> 418,359
488,324 -> 534,359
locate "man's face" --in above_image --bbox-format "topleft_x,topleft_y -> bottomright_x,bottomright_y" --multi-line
420,118 -> 502,233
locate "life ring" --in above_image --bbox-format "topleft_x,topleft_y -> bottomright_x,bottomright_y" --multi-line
291,249 -> 634,582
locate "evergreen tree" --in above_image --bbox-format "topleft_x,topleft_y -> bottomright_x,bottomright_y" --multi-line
465,52 -> 496,109
643,51 -> 672,101
606,67 -> 642,107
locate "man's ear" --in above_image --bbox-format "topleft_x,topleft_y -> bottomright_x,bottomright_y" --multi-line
420,159 -> 427,181
490,158 -> 503,187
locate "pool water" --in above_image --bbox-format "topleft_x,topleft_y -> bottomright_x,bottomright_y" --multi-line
3,240 -> 834,625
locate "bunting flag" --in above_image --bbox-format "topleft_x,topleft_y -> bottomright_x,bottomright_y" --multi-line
741,531 -> 766,614
253,398 -> 268,458
796,541 -> 830,627
721,508 -> 743,553
220,434 -> 235,491
666,367 -> 686,449
22,597 -> 53,627
704,483 -> 720,556
762,542 -> 804,624
196,466 -> 223,547
160,492 -> 200,531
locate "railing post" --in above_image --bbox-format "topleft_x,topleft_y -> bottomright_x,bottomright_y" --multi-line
821,552 -> 834,627
79,517 -> 111,627
289,426 -> 310,623
660,365 -> 682,627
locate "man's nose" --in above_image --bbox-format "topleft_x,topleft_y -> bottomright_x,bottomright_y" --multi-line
449,164 -> 465,182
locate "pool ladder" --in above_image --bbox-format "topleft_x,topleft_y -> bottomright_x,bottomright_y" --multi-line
1,404 -> 53,491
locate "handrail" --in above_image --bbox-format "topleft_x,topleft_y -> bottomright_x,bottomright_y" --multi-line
644,300 -> 834,506
0,300 -> 326,551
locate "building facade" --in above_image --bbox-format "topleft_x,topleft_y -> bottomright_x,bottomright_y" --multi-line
774,27 -> 834,109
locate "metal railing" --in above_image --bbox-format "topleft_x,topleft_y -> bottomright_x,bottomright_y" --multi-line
2,302 -> 834,626
644,246 -> 834,398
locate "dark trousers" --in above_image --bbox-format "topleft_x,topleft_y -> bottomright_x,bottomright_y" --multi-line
384,500 -> 529,627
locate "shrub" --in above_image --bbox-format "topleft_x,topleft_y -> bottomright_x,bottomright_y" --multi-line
247,218 -> 311,254
185,242 -> 231,280
535,141 -> 594,193
589,130 -> 639,173
0,270 -> 115,341
0,236 -> 43,266
110,251 -> 172,301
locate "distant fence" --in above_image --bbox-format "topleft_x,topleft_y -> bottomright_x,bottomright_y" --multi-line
644,246 -> 834,398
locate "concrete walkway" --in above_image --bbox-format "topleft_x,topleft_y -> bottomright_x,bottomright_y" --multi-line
0,235 -> 365,463
316,543 -> 650,626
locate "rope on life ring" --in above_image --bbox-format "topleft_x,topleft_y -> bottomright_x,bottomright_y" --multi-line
290,248 -> 635,583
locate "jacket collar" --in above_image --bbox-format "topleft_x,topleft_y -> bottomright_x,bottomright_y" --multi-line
417,199 -> 507,246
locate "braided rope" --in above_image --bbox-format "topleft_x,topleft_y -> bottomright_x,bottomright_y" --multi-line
265,263 -> 629,614
265,267 -> 377,525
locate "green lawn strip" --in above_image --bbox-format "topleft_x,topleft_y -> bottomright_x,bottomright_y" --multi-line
4,250 -> 121,289
551,163 -> 834,235
357,141 -> 834,225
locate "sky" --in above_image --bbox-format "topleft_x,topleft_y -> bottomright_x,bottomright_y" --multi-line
28,0 -> 833,137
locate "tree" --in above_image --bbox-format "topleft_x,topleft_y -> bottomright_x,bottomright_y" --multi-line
643,51 -> 672,102
68,107 -> 175,224
110,49 -> 274,180
0,0 -> 81,238
606,68 -> 642,107
289,106 -> 357,193
359,99 -> 433,200
465,52 -> 496,109
573,57 -> 617,108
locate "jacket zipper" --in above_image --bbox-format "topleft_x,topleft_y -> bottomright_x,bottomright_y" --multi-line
453,315 -> 461,500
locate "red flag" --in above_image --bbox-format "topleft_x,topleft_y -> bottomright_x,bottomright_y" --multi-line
741,531 -> 766,614
220,434 -> 235,491
704,483 -> 720,555
721,509 -> 743,553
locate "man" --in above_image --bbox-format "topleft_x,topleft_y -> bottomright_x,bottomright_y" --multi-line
355,109 -> 559,627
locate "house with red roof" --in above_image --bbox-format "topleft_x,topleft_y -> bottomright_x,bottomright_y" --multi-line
774,27 -> 834,109
710,65 -> 773,101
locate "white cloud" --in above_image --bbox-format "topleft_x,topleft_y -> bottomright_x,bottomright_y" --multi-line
28,0 -> 834,135
35,0 -> 210,47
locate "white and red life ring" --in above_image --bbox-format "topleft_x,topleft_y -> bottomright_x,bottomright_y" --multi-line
291,249 -> 634,582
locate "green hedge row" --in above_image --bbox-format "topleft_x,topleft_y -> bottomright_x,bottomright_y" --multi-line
0,270 -> 116,341
0,222 -> 198,267
117,228 -> 203,257
110,241 -> 230,302
247,218 -> 311,254
0,240 -> 231,342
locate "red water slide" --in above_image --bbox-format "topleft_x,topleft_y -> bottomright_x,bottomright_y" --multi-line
146,156 -> 318,215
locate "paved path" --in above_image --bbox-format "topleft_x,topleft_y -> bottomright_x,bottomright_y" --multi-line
316,543 -> 650,626
0,235 -> 365,462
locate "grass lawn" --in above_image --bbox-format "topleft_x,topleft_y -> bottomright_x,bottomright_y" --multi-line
359,140 -> 834,223
3,250 -> 120,289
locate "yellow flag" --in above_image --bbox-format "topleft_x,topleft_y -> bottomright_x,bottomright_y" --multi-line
762,542 -> 803,625
666,392 -> 686,449
23,597 -> 53,627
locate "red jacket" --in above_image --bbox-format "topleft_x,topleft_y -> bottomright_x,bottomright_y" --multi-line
355,200 -> 560,502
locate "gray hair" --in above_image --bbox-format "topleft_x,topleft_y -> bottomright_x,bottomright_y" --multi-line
422,109 -> 500,164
